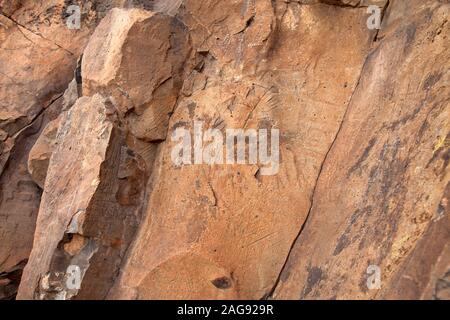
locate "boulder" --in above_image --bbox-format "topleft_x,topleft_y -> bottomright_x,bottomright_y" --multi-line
82,8 -> 191,141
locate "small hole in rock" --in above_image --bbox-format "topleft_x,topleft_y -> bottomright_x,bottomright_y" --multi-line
211,276 -> 232,289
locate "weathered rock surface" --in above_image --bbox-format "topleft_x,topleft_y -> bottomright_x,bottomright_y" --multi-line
0,0 -> 93,299
0,0 -> 171,299
16,4 -> 186,299
82,7 -> 191,141
109,0 -> 377,300
273,0 -> 450,300
17,93 -> 148,299
1,0 -> 448,300
0,96 -> 62,300
27,117 -> 61,189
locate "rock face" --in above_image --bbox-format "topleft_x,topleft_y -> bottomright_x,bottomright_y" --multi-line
0,0 -> 183,299
0,0 -> 85,289
82,8 -> 190,141
273,0 -> 450,300
110,0 -> 377,300
0,0 -> 448,300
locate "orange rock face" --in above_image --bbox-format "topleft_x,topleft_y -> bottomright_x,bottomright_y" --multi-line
0,0 -> 448,300
273,0 -> 450,300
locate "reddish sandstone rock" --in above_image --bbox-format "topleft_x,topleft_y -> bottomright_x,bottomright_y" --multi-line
110,0 -> 376,300
0,0 -> 161,299
27,117 -> 61,189
17,94 -> 115,299
82,8 -> 191,141
4,0 -> 449,301
273,0 -> 449,300
0,0 -> 94,298
17,92 -> 149,300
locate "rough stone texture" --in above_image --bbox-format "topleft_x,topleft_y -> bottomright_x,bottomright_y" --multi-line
27,117 -> 61,189
0,0 -> 163,299
0,97 -> 62,300
110,0 -> 376,299
153,0 -> 182,15
1,0 -> 448,300
0,0 -> 93,299
17,93 -> 148,300
82,7 -> 191,141
16,94 -> 115,299
16,5 -> 185,299
273,0 -> 449,300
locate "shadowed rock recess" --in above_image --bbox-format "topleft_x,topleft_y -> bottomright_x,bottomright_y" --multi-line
0,0 -> 447,300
